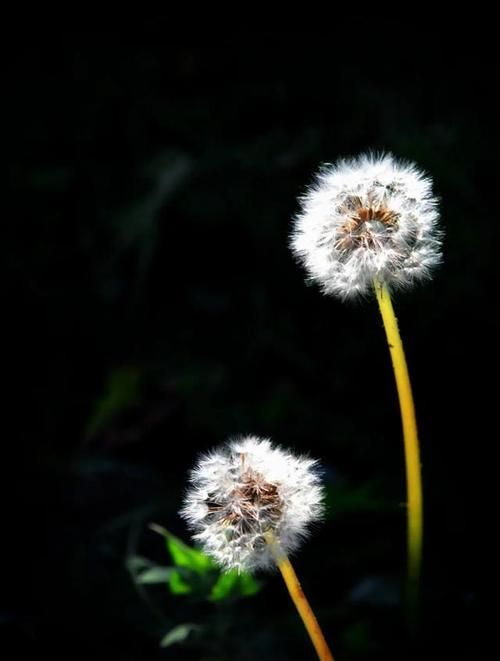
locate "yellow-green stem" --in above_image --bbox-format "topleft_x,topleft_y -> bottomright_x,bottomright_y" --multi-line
374,280 -> 423,615
265,532 -> 334,661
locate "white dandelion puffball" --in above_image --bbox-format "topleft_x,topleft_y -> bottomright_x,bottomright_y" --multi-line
180,436 -> 324,572
290,153 -> 442,299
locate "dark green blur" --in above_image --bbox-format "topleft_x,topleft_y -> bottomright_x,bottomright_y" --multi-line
4,28 -> 494,660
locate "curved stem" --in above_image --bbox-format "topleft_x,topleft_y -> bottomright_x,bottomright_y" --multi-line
374,280 -> 423,617
265,532 -> 334,661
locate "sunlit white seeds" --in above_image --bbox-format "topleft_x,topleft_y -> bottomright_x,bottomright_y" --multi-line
290,153 -> 442,299
180,436 -> 324,572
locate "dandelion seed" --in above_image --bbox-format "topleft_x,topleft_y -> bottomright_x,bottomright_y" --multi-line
181,436 -> 334,659
180,435 -> 323,573
290,152 -> 443,622
290,153 -> 442,299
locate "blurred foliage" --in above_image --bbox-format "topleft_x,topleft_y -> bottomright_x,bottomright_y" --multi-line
5,27 -> 492,660
147,525 -> 261,602
127,526 -> 261,652
85,367 -> 143,440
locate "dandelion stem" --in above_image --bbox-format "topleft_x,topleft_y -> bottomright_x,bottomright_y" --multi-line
374,279 -> 423,618
265,532 -> 334,661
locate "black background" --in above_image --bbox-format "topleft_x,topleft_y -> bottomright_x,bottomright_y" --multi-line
4,27 -> 496,659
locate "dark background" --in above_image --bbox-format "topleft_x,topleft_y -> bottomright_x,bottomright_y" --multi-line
4,28 -> 495,659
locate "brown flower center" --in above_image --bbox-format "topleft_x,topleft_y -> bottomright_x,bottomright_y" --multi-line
206,463 -> 282,533
335,194 -> 400,253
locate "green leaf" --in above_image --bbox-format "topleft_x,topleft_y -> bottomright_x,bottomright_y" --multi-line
126,555 -> 154,574
235,571 -> 262,597
85,367 -> 141,439
150,525 -> 215,574
210,569 -> 261,601
168,569 -> 193,595
159,623 -> 201,647
167,534 -> 214,573
135,567 -> 174,585
149,525 -> 261,601
127,555 -> 174,586
209,570 -> 238,600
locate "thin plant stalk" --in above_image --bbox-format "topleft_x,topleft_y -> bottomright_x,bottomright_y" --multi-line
265,532 -> 334,661
374,279 -> 423,615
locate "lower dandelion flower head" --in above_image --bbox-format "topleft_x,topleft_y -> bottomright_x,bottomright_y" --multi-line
290,153 -> 442,299
180,436 -> 324,572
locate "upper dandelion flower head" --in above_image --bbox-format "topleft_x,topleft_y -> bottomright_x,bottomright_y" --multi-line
290,153 -> 442,299
180,436 -> 324,572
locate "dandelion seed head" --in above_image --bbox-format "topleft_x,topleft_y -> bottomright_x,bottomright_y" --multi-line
290,153 -> 442,299
180,436 -> 324,572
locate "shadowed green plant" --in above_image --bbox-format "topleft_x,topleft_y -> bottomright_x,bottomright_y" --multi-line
127,525 -> 261,650
85,367 -> 142,440
148,524 -> 261,602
